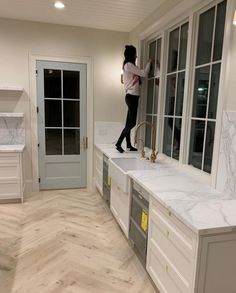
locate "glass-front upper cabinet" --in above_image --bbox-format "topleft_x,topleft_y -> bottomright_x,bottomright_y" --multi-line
145,37 -> 162,148
189,0 -> 227,173
163,22 -> 189,160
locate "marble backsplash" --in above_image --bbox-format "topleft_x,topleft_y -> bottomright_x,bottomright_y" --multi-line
94,121 -> 124,144
216,111 -> 236,197
0,114 -> 25,145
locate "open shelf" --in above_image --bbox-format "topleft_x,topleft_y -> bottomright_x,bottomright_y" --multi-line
0,86 -> 23,92
0,113 -> 24,118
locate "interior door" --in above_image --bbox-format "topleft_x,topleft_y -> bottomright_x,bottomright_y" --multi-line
37,61 -> 87,189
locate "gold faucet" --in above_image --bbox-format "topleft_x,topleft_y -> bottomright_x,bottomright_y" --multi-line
134,121 -> 158,163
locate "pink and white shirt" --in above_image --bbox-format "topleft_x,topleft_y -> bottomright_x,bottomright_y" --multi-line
123,62 -> 151,96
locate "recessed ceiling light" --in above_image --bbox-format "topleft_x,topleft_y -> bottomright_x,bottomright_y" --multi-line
54,1 -> 65,9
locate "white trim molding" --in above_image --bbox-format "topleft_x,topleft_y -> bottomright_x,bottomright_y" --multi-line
29,54 -> 94,192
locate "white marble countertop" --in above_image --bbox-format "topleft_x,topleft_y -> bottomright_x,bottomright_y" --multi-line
95,143 -> 139,159
96,143 -> 236,236
0,144 -> 25,152
129,165 -> 236,235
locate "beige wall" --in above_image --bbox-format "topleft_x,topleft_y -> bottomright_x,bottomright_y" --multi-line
225,12 -> 236,111
0,18 -> 128,191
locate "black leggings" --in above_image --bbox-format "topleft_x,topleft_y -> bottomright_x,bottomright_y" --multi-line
116,94 -> 139,148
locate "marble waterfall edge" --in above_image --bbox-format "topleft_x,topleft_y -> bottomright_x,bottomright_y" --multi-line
216,111 -> 236,198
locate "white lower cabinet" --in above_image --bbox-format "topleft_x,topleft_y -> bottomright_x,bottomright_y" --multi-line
147,196 -> 197,293
0,152 -> 24,202
147,196 -> 236,293
110,179 -> 130,238
94,147 -> 103,195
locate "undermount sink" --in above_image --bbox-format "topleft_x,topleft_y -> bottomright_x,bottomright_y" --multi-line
109,157 -> 155,193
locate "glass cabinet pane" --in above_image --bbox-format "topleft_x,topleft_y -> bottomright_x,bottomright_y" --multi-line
145,115 -> 152,148
44,69 -> 61,99
64,129 -> 80,155
163,118 -> 173,157
63,71 -> 80,99
153,78 -> 160,114
175,72 -> 185,116
189,120 -> 205,170
208,63 -> 221,119
196,7 -> 215,65
192,66 -> 210,118
155,39 -> 162,77
165,75 -> 176,115
63,101 -> 80,127
146,79 -> 154,114
213,0 -> 227,61
168,28 -> 179,73
173,118 -> 182,160
203,121 -> 215,173
179,23 -> 189,70
45,100 -> 62,127
148,41 -> 156,78
45,129 -> 62,155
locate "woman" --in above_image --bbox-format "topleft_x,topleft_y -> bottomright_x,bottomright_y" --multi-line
116,45 -> 151,153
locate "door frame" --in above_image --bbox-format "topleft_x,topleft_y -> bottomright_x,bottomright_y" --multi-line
29,54 -> 94,192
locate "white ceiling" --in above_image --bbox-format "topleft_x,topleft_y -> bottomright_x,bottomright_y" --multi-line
0,0 -> 165,32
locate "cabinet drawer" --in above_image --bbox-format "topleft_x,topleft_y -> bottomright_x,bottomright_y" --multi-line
149,211 -> 194,289
0,181 -> 20,199
147,245 -> 183,293
0,153 -> 19,164
151,198 -> 196,259
0,164 -> 19,178
111,180 -> 130,238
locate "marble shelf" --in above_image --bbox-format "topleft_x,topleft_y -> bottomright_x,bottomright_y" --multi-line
0,144 -> 25,152
0,113 -> 24,118
0,86 -> 23,92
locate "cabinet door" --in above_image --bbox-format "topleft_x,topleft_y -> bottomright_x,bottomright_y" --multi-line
196,233 -> 236,293
110,180 -> 130,238
118,189 -> 130,238
0,153 -> 21,200
110,180 -> 120,219
147,197 -> 197,293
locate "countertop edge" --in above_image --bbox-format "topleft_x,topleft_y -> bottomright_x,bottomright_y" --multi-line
0,145 -> 25,152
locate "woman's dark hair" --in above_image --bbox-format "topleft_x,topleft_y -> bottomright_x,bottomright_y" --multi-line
123,45 -> 136,69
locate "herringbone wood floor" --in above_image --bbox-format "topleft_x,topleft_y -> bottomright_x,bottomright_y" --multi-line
0,189 -> 157,293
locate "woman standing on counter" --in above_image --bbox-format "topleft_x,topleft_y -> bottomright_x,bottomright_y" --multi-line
115,45 -> 151,153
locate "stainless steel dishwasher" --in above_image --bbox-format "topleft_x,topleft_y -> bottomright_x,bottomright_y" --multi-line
103,155 -> 110,207
129,181 -> 149,266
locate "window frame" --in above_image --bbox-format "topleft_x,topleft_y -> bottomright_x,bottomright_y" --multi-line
139,0 -> 231,185
144,35 -> 163,149
161,19 -> 191,162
